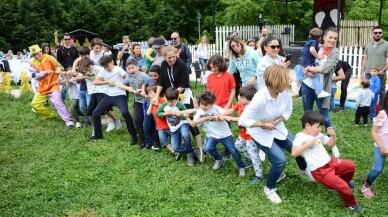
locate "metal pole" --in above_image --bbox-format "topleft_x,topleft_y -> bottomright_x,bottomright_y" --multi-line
378,0 -> 383,26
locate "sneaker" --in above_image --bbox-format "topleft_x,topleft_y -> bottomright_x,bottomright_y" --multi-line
332,146 -> 340,158
213,158 -> 225,170
75,122 -> 82,128
129,136 -> 138,145
141,143 -> 151,150
259,150 -> 266,161
264,186 -> 282,204
87,136 -> 103,141
224,153 -> 232,160
355,124 -> 359,127
361,184 -> 374,198
91,129 -> 95,136
348,181 -> 356,189
194,148 -> 204,163
364,124 -> 368,127
276,171 -> 286,183
106,123 -> 115,132
339,107 -> 344,112
243,159 -> 252,168
298,169 -> 316,182
187,153 -> 195,166
251,176 -> 265,185
239,168 -> 246,177
171,152 -> 181,161
67,125 -> 74,129
101,118 -> 109,125
151,143 -> 161,151
317,91 -> 331,98
346,203 -> 363,212
115,119 -> 122,130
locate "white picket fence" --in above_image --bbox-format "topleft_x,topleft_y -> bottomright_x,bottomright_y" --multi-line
339,46 -> 364,78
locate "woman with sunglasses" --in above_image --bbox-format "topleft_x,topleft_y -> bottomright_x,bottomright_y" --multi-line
302,27 -> 339,130
227,35 -> 261,89
256,37 -> 290,89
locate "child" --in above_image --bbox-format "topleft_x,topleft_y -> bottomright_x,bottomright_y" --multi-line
369,66 -> 382,119
301,28 -> 330,98
65,69 -> 82,128
361,97 -> 388,199
206,54 -> 235,110
190,90 -> 245,176
118,59 -> 149,149
143,37 -> 156,72
142,65 -> 161,150
292,111 -> 363,212
88,55 -> 138,144
219,85 -> 264,182
146,85 -> 174,154
156,87 -> 195,166
355,79 -> 375,126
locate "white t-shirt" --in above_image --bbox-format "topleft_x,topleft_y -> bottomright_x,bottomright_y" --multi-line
85,66 -> 107,94
194,105 -> 232,139
161,102 -> 188,132
90,51 -> 106,66
293,132 -> 331,171
97,66 -> 126,96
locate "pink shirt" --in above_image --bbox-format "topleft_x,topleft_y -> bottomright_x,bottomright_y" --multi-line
373,110 -> 388,148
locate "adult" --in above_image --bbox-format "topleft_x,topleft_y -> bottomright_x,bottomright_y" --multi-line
117,35 -> 131,70
337,60 -> 352,111
28,44 -> 74,128
361,26 -> 388,109
256,36 -> 290,89
170,32 -> 192,74
56,32 -> 79,104
247,39 -> 257,50
150,37 -> 166,67
239,64 -> 307,204
227,35 -> 261,89
197,35 -> 210,69
257,28 -> 269,56
152,45 -> 203,157
302,27 -> 339,130
127,43 -> 145,71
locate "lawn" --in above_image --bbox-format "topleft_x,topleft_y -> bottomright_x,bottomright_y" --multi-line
0,87 -> 387,217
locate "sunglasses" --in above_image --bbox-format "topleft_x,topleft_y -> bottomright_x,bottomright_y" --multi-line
269,45 -> 281,49
373,32 -> 383,35
171,38 -> 178,40
64,38 -> 71,41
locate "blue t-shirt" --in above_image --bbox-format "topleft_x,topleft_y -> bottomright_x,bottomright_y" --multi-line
301,38 -> 319,67
294,64 -> 304,80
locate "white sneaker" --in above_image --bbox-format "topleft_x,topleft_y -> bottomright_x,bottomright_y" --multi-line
298,169 -> 316,182
239,168 -> 246,177
276,171 -> 286,183
106,123 -> 115,132
75,122 -> 82,128
264,186 -> 282,204
213,158 -> 225,170
115,119 -> 122,130
332,146 -> 340,158
259,150 -> 266,161
317,91 -> 331,98
91,129 -> 95,136
101,118 -> 109,125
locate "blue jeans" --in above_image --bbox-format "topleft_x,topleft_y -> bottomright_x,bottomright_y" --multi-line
199,58 -> 207,69
310,75 -> 323,95
253,132 -> 307,189
61,84 -> 67,105
366,146 -> 386,186
204,135 -> 244,168
79,90 -> 91,125
171,123 -> 193,154
158,129 -> 171,147
369,93 -> 378,119
330,87 -> 337,111
302,83 -> 333,130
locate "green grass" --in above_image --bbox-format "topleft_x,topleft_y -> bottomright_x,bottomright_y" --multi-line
0,87 -> 387,216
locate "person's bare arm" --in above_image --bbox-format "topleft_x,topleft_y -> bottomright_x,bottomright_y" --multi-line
361,53 -> 368,78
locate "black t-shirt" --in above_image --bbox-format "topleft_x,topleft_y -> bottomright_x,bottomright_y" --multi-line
56,45 -> 79,69
158,58 -> 190,92
120,48 -> 130,70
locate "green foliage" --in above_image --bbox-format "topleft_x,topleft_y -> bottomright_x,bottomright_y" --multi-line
0,85 -> 388,216
1,0 -> 387,51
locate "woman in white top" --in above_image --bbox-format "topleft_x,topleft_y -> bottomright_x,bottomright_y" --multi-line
256,37 -> 290,89
197,36 -> 209,69
239,64 -> 307,204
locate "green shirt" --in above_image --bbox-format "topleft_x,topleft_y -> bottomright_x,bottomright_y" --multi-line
364,40 -> 388,74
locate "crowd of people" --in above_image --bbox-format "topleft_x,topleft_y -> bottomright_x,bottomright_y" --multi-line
5,26 -> 388,212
